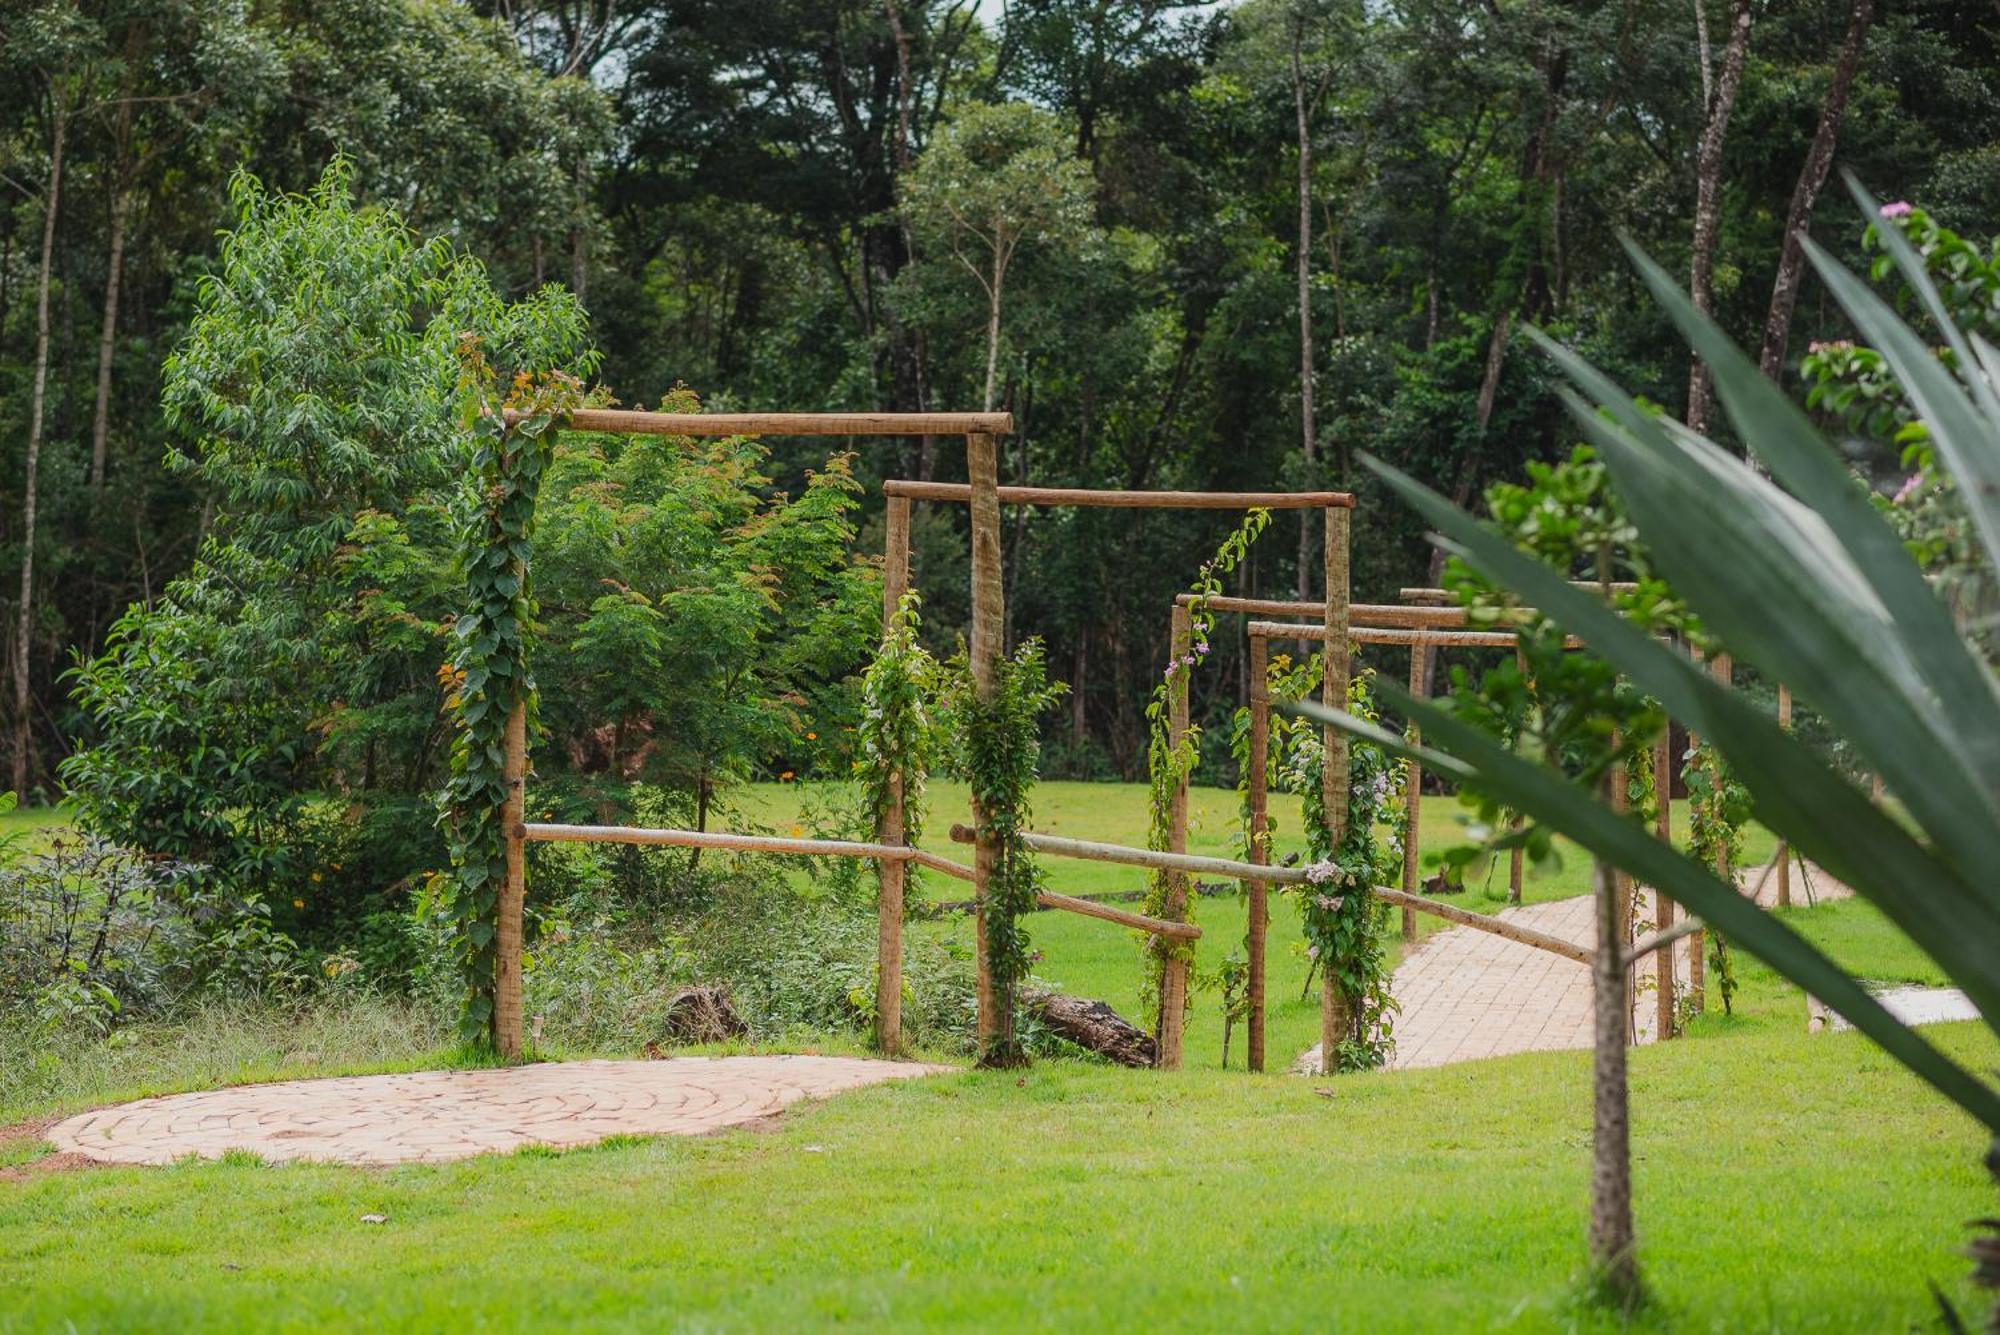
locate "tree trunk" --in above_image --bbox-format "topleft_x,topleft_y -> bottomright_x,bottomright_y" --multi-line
1685,0 -> 1752,436
89,181 -> 132,490
1292,18 -> 1318,605
1589,851 -> 1640,1303
983,273 -> 1003,412
1024,990 -> 1155,1067
15,95 -> 65,799
1756,0 -> 1874,384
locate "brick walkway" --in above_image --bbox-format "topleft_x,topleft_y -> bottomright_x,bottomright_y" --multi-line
45,1055 -> 948,1167
1296,855 -> 1851,1073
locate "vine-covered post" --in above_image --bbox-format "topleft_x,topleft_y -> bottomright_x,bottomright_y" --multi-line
966,430 -> 1010,1061
498,702 -> 527,1057
875,494 -> 913,1054
1246,632 -> 1270,1073
1400,643 -> 1424,941
1158,602 -> 1194,1069
1319,502 -> 1351,1076
1652,731 -> 1677,1040
1774,683 -> 1793,909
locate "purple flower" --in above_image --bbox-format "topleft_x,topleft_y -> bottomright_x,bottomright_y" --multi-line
1305,860 -> 1339,884
1195,640 -> 1211,656
1893,473 -> 1923,506
1181,653 -> 1197,668
1879,200 -> 1914,220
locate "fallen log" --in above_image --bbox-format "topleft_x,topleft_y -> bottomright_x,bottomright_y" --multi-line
1024,991 -> 1157,1067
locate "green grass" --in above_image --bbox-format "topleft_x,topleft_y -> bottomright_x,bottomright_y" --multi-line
4,782 -> 1985,1330
0,1003 -> 1990,1330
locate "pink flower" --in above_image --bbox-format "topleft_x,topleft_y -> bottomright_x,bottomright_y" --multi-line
1893,473 -> 1923,506
1195,640 -> 1210,656
1180,653 -> 1197,668
1879,200 -> 1914,220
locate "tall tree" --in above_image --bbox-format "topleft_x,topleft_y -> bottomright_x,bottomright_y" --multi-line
1756,0 -> 1873,382
1684,0 -> 1752,436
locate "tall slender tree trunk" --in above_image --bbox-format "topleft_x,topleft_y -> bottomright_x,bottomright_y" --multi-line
1757,0 -> 1873,383
92,30 -> 144,492
1685,0 -> 1752,436
15,95 -> 65,798
90,183 -> 132,490
1589,850 -> 1640,1302
1292,18 -> 1318,604
983,281 -> 1003,412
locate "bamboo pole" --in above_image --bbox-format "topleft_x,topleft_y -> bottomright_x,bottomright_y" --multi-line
943,826 -> 1593,965
1400,645 -> 1424,942
875,495 -> 913,1054
967,430 -> 1009,1063
521,821 -> 970,876
1246,634 -> 1271,1074
1653,731 -> 1677,1040
883,481 -> 1354,509
496,700 -> 527,1059
1320,505 -> 1351,1076
1158,603 -> 1194,1070
514,409 -> 1015,437
1774,683 -> 1793,909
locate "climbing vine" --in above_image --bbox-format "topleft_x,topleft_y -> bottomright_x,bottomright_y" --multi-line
1140,510 -> 1270,1015
1269,654 -> 1402,1071
1684,736 -> 1750,1013
947,638 -> 1064,1067
438,344 -> 583,1047
857,592 -> 938,850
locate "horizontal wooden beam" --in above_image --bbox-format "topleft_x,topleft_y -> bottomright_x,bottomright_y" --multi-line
1623,914 -> 1704,968
1185,596 -> 1476,628
520,822 -> 974,882
504,409 -> 1013,437
882,481 -> 1354,509
946,825 -> 1592,965
1397,582 -> 1637,605
1247,620 -> 1576,649
1036,889 -> 1202,939
1373,886 -> 1594,966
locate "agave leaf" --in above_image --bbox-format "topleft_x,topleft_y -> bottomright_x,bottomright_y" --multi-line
1286,691 -> 2000,1134
1555,395 -> 2000,876
1607,255 -> 2000,789
1363,452 -> 2000,1017
1802,233 -> 2000,571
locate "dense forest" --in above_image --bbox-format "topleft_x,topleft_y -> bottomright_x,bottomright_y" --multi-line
3,0 -> 1996,804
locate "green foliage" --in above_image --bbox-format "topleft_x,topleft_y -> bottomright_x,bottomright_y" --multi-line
1271,657 -> 1401,1071
858,594 -> 940,849
1683,738 -> 1750,1012
439,353 -> 584,1048
947,638 -> 1066,1067
1140,510 -> 1269,1014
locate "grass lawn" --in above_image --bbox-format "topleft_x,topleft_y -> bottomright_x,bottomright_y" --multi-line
2,783 -> 1985,1331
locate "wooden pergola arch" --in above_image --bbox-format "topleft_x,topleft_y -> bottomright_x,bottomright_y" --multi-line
875,479 -> 1356,1067
499,410 -> 1012,1059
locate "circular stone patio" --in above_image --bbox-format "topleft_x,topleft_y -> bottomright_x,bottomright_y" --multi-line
45,1055 -> 950,1167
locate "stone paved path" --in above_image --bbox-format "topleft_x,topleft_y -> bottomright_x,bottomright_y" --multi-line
1296,856 -> 1859,1073
46,1055 -> 949,1167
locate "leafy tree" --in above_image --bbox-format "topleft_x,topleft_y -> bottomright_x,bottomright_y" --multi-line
899,101 -> 1096,412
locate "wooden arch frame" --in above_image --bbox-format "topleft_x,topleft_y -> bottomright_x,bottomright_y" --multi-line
875,481 -> 1355,1067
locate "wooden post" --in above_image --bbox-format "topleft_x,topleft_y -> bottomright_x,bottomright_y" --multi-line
967,431 -> 1011,1063
1653,732 -> 1677,1041
1246,633 -> 1271,1073
1320,505 -> 1351,1076
1159,602 -> 1194,1070
496,699 -> 527,1059
874,495 -> 912,1055
1774,683 -> 1792,909
1400,645 -> 1425,941
1508,644 -> 1526,905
